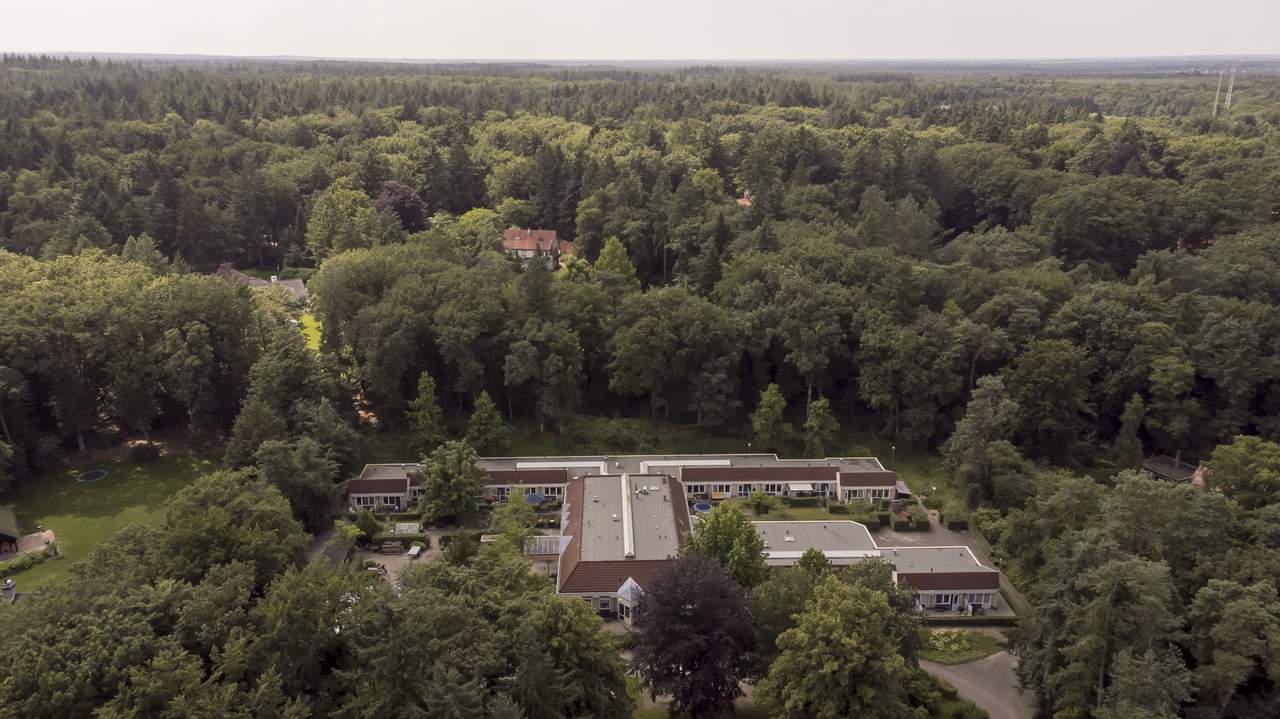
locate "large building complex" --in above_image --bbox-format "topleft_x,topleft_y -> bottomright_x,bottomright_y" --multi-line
346,454 -> 1001,621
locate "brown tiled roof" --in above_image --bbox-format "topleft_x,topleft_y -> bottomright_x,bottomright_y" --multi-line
560,559 -> 674,594
838,471 -> 898,488
681,466 -> 837,483
503,227 -> 575,256
897,571 -> 1000,591
485,469 -> 570,486
348,477 -> 409,495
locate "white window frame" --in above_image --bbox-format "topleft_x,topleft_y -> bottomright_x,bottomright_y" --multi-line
686,484 -> 706,495
355,495 -> 376,507
713,484 -> 731,495
764,483 -> 784,495
737,485 -> 749,497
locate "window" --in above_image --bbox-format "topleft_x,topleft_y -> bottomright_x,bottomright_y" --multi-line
598,598 -> 611,610
764,483 -> 784,495
844,489 -> 864,501
496,486 -> 510,500
686,484 -> 706,495
971,593 -> 993,607
544,486 -> 563,497
355,495 -> 375,507
933,593 -> 953,606
870,488 -> 891,500
713,484 -> 731,495
737,485 -> 749,497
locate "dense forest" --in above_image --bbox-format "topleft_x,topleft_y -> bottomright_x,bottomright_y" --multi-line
2,55 -> 1280,718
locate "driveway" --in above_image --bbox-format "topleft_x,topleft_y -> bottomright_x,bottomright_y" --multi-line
921,651 -> 1034,719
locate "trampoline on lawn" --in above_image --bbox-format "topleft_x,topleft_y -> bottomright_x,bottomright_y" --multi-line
76,469 -> 109,483
692,502 -> 713,513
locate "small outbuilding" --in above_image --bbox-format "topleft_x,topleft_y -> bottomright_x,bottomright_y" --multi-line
0,507 -> 20,554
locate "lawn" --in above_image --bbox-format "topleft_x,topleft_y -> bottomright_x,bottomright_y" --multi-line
300,312 -> 322,352
5,452 -> 217,589
919,628 -> 1007,665
720,497 -> 845,522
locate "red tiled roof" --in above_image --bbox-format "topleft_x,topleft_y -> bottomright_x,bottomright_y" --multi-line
503,227 -> 575,256
681,466 -> 837,483
897,571 -> 1000,591
735,197 -> 753,207
838,471 -> 898,488
484,469 -> 570,486
348,477 -> 408,495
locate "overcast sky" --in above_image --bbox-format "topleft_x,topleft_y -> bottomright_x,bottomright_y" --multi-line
2,0 -> 1276,61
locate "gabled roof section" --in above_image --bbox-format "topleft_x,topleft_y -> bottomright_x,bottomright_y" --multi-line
348,477 -> 409,495
0,506 -> 18,540
839,471 -> 898,488
503,227 -> 575,255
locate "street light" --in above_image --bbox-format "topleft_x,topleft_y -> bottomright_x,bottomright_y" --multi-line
891,445 -> 896,465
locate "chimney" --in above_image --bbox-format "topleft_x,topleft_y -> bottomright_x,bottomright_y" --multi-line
1175,450 -> 1183,467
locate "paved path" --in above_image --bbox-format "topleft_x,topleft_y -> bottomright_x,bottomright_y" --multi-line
921,651 -> 1034,719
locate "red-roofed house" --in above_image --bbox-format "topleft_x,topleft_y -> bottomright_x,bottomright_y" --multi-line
503,227 -> 575,269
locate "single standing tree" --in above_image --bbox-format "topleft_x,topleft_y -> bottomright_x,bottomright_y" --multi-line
745,490 -> 778,517
759,577 -> 915,719
419,440 -> 484,524
225,397 -> 288,467
1111,393 -> 1146,471
466,391 -> 508,456
802,396 -> 839,458
683,503 -> 767,588
633,555 -> 756,718
407,371 -> 447,455
752,383 -> 790,453
1208,435 -> 1280,509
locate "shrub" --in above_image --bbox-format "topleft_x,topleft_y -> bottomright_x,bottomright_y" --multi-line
877,511 -> 893,527
828,504 -> 849,514
893,518 -> 913,531
371,532 -> 429,547
785,496 -> 825,508
861,516 -> 882,531
0,542 -> 60,579
922,495 -> 945,510
130,442 -> 160,462
387,511 -> 422,521
354,510 -> 384,541
944,517 -> 970,531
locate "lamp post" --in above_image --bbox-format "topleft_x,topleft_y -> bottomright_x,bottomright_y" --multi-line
891,445 -> 896,465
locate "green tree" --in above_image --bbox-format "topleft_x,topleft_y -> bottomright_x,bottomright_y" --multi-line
158,469 -> 308,589
745,490 -> 778,517
1208,435 -> 1280,509
465,391 -> 508,456
1111,394 -> 1146,472
225,397 -> 288,467
419,440 -> 484,523
1006,339 -> 1094,464
683,503 -> 767,588
632,555 -> 756,718
802,396 -> 839,458
594,236 -> 639,306
254,437 -> 338,533
751,383 -> 790,454
407,370 -> 447,456
758,577 -> 915,719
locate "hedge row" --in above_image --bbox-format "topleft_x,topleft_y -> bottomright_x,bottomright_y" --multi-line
370,533 -> 431,548
785,497 -> 826,508
923,615 -> 1018,628
0,543 -> 58,579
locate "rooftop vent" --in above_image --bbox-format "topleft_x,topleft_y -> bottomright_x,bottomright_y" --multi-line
612,514 -> 619,522
784,536 -> 796,542
592,496 -> 599,503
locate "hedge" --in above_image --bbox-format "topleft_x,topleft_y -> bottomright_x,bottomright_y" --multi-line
924,615 -> 1018,628
387,512 -> 424,521
828,504 -> 849,514
892,519 -> 912,531
943,517 -> 970,531
0,543 -> 59,579
438,532 -> 484,547
370,532 -> 430,547
877,512 -> 893,527
785,497 -> 826,508
859,516 -> 882,532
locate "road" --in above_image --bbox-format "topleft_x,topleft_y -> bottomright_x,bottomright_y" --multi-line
921,651 -> 1034,719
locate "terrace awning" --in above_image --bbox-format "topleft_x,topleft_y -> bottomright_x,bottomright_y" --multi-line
788,482 -> 814,492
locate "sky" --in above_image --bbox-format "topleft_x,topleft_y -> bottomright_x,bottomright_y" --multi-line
1,0 -> 1276,61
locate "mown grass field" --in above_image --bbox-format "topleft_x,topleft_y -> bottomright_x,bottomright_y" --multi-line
920,628 -> 1007,665
5,452 -> 217,589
